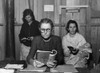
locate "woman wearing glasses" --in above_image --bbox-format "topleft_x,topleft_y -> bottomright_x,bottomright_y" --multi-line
27,18 -> 64,68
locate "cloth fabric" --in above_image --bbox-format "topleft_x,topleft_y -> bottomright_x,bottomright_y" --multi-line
19,20 -> 40,46
27,35 -> 64,65
62,33 -> 92,67
20,44 -> 30,60
19,20 -> 40,60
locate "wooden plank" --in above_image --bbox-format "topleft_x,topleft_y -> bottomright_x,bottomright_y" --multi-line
91,0 -> 100,18
80,0 -> 88,5
79,9 -> 86,23
43,0 -> 54,22
85,0 -> 91,42
60,27 -> 67,38
54,26 -> 60,36
0,26 -> 5,60
59,8 -> 65,37
79,26 -> 86,38
60,0 -> 66,5
54,0 -> 60,24
91,19 -> 100,24
91,27 -> 98,64
37,0 -> 43,21
60,8 -> 66,25
60,5 -> 88,8
91,27 -> 97,45
33,0 -> 43,21
97,27 -> 100,63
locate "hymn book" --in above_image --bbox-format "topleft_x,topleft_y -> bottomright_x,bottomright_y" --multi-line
36,50 -> 51,64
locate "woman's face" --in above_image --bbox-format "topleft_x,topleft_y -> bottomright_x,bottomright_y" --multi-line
25,15 -> 32,23
68,23 -> 77,35
39,23 -> 52,39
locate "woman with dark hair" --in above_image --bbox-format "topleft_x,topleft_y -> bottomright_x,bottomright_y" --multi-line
19,9 -> 40,60
62,20 -> 92,68
66,20 -> 79,33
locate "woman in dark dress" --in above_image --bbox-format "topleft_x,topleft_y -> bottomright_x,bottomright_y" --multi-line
19,9 -> 40,60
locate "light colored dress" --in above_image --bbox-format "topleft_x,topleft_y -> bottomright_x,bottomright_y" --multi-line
20,44 -> 30,60
62,33 -> 92,67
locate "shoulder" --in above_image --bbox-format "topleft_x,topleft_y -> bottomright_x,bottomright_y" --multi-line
76,33 -> 85,39
32,20 -> 40,27
32,36 -> 41,43
51,35 -> 61,41
62,33 -> 69,40
31,36 -> 41,45
33,20 -> 39,24
21,22 -> 27,26
20,23 -> 28,29
75,33 -> 86,44
34,36 -> 41,40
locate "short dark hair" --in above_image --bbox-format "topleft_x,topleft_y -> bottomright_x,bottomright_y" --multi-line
22,9 -> 35,23
65,20 -> 79,33
39,18 -> 54,29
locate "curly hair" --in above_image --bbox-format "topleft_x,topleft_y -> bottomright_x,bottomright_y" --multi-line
22,9 -> 35,23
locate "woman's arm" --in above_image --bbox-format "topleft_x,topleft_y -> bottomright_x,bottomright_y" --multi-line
77,43 -> 92,60
62,37 -> 71,57
56,37 -> 64,65
26,37 -> 38,64
19,24 -> 27,43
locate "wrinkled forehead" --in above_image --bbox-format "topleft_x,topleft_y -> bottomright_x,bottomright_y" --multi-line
40,23 -> 51,29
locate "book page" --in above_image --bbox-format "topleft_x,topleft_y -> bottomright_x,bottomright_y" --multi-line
36,50 -> 51,64
5,64 -> 23,69
20,65 -> 46,72
0,68 -> 14,73
53,64 -> 78,72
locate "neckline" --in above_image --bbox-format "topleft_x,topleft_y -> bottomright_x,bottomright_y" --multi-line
28,21 -> 33,25
69,33 -> 77,38
43,38 -> 51,42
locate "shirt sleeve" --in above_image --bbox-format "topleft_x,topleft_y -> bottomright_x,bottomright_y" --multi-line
62,36 -> 70,53
55,37 -> 64,65
19,24 -> 26,42
26,37 -> 38,64
77,35 -> 86,48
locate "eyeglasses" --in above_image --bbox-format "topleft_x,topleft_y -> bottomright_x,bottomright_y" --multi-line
40,28 -> 51,33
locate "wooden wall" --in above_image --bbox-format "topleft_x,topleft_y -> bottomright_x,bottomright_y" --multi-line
32,0 -> 88,37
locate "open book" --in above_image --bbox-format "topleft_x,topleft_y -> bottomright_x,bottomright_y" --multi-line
36,50 -> 51,64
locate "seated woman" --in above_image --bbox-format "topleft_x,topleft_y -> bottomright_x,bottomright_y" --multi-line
62,20 -> 92,68
27,18 -> 64,68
